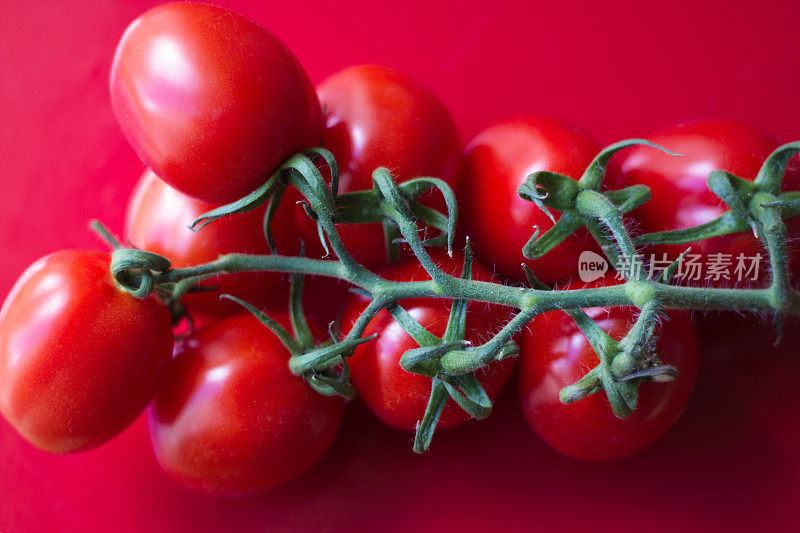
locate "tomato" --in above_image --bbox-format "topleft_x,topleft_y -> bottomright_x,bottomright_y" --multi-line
517,275 -> 699,461
110,2 -> 322,204
341,251 -> 516,431
317,64 -> 461,266
0,250 -> 173,454
460,117 -> 609,285
149,312 -> 344,495
608,120 -> 800,286
125,168 -> 324,316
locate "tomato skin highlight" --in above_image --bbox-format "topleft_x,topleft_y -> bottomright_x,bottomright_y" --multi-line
608,120 -> 800,285
149,313 -> 344,495
317,64 -> 461,266
517,276 -> 699,461
110,2 -> 323,204
341,252 -> 516,431
0,250 -> 174,454
460,117 -> 609,285
125,168 -> 320,316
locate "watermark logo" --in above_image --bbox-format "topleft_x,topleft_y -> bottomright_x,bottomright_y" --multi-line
576,250 -> 763,283
578,250 -> 609,282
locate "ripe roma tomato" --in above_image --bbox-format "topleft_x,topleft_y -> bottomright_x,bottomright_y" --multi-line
608,120 -> 800,286
125,168 -> 321,316
317,65 -> 461,266
110,2 -> 322,204
149,313 -> 344,495
0,250 -> 173,454
341,251 -> 516,431
518,275 -> 699,461
460,117 -> 608,285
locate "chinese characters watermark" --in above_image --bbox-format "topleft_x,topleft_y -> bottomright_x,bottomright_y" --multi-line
577,250 -> 763,284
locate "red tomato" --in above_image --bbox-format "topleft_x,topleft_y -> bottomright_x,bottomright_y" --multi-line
341,251 -> 516,431
110,2 -> 322,204
0,250 -> 173,454
608,120 -> 800,286
125,168 -> 323,316
317,65 -> 461,266
460,117 -> 608,285
149,312 -> 344,495
518,275 -> 699,461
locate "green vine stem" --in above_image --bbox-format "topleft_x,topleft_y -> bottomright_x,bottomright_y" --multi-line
102,141 -> 800,451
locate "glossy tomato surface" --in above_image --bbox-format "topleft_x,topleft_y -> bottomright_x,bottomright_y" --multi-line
0,250 -> 173,454
124,168 -> 323,315
317,64 -> 461,265
460,117 -> 610,285
609,120 -> 800,285
341,251 -> 516,431
518,276 -> 699,461
5,1 -> 800,531
149,312 -> 344,495
110,2 -> 322,204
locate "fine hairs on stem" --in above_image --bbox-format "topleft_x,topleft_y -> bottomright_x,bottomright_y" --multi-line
97,141 -> 800,451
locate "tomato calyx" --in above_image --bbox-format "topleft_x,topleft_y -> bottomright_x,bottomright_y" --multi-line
518,140 -> 673,266
188,147 -> 458,266
222,269 -> 367,400
377,243 -> 517,452
73,137 -> 800,455
559,300 -> 679,418
633,143 -> 800,247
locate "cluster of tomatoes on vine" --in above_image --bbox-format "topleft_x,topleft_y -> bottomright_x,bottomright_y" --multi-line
1,2 -> 799,496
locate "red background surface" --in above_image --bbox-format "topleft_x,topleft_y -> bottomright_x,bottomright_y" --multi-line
2,1 -> 800,531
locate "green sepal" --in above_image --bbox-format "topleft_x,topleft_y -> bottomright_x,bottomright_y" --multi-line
604,185 -> 652,213
656,248 -> 691,284
495,341 -> 519,360
518,171 -> 580,214
287,154 -> 340,219
596,348 -> 637,417
289,268 -> 315,351
401,177 -> 458,255
382,220 -> 402,263
616,365 -> 678,382
761,191 -> 800,214
305,353 -> 355,400
575,188 -> 620,219
443,241 -> 474,342
439,340 -> 518,375
306,368 -> 357,400
400,341 -> 469,376
262,179 -> 288,254
288,334 -> 377,375
633,210 -> 749,245
522,263 -> 550,290
387,304 -> 442,347
220,295 -> 302,355
707,170 -> 759,236
413,379 -> 449,453
303,147 -> 340,197
754,141 -> 800,194
516,173 -> 556,223
348,287 -> 373,299
521,211 -> 583,260
191,172 -> 282,231
333,177 -> 456,253
441,374 -> 492,419
579,139 -> 679,191
372,170 -> 457,256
